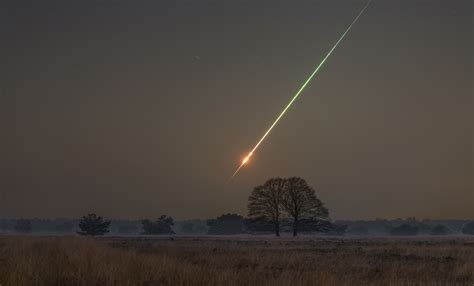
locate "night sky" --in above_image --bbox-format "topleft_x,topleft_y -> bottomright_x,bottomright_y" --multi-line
1,0 -> 472,219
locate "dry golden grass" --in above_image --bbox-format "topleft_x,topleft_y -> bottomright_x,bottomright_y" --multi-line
0,235 -> 473,286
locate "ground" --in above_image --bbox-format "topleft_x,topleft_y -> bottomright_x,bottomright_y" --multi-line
0,235 -> 473,285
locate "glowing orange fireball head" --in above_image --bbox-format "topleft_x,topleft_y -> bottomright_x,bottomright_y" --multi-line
242,152 -> 253,165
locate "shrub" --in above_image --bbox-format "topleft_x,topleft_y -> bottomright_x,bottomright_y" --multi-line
142,215 -> 175,235
77,214 -> 111,236
207,214 -> 244,235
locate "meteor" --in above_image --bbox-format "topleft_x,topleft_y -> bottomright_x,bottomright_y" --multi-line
231,0 -> 372,180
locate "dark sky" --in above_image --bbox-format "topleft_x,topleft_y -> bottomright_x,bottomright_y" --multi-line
1,0 -> 472,220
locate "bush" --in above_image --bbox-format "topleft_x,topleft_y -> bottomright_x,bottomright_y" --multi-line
142,215 -> 175,235
207,214 -> 244,235
77,214 -> 111,236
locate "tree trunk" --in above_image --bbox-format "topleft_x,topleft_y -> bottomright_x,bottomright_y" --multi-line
293,217 -> 298,237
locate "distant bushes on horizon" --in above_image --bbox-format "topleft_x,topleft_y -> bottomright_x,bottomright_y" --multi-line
1,217 -> 474,236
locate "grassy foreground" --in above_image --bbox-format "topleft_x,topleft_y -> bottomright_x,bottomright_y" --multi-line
0,235 -> 473,286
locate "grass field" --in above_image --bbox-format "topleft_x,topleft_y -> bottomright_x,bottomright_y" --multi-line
0,235 -> 473,286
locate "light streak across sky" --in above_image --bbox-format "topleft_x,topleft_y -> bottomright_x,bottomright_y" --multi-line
231,0 -> 372,180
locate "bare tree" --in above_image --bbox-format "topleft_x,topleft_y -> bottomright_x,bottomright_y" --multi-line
282,177 -> 329,237
248,178 -> 285,236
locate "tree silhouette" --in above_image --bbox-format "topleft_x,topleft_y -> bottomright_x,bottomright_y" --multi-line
77,214 -> 111,236
158,215 -> 174,226
248,178 -> 286,236
281,177 -> 329,237
142,215 -> 175,235
207,214 -> 244,235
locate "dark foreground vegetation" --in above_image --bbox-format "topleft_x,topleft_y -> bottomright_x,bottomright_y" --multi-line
0,236 -> 473,286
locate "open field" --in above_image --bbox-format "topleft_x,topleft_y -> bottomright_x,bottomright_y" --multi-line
0,235 -> 473,286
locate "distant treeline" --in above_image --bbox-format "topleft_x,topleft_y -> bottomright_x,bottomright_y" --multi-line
1,177 -> 473,236
1,217 -> 473,236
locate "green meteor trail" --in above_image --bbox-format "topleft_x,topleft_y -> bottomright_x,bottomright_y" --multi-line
231,0 -> 372,180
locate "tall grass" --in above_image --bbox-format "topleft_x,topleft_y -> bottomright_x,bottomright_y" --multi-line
0,236 -> 472,286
